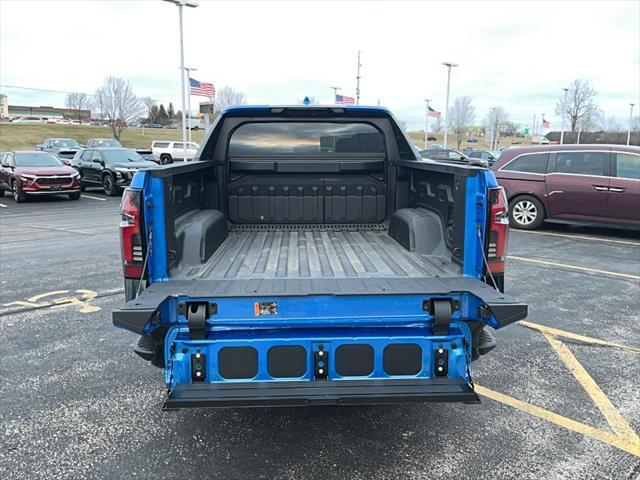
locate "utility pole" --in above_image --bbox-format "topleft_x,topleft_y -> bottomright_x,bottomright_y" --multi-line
442,62 -> 458,149
560,87 -> 569,145
164,0 -> 199,162
540,114 -> 544,144
628,103 -> 635,146
330,86 -> 340,103
424,99 -> 431,149
356,50 -> 361,105
184,66 -> 197,143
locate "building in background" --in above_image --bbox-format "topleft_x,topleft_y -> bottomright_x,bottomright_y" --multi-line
7,102 -> 91,123
0,94 -> 8,119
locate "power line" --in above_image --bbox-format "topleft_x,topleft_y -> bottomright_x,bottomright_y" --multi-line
0,84 -> 84,95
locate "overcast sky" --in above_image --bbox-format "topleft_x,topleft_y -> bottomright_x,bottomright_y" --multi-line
1,0 -> 639,130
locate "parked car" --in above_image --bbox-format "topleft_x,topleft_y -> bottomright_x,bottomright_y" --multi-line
9,116 -> 45,124
419,148 -> 489,168
151,140 -> 199,163
427,135 -> 437,141
85,138 -> 123,148
73,148 -> 158,196
35,138 -> 83,165
467,149 -> 498,166
0,151 -> 81,202
492,144 -> 640,229
466,136 -> 479,143
113,104 -> 527,409
530,135 -> 550,145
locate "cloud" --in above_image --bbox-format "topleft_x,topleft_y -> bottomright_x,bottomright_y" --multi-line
1,0 -> 638,129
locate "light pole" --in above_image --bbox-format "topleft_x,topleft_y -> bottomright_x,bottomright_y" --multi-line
356,51 -> 361,105
442,62 -> 458,149
560,87 -> 569,145
628,103 -> 635,146
164,0 -> 198,161
184,66 -> 197,143
424,99 -> 431,149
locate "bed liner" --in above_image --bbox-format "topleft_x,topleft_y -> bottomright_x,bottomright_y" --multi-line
175,223 -> 460,281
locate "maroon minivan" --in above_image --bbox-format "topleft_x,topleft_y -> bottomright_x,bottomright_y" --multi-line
492,145 -> 640,230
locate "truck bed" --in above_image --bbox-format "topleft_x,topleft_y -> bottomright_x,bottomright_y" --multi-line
176,224 -> 460,282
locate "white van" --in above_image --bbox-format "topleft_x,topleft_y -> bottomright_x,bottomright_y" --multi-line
151,141 -> 200,163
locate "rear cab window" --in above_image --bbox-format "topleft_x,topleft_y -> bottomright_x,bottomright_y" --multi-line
153,142 -> 170,148
228,122 -> 384,155
501,153 -> 549,174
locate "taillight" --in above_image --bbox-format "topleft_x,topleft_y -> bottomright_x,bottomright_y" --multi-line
120,188 -> 144,278
486,186 -> 509,274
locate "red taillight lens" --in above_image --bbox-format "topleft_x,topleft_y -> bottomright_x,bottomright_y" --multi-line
120,188 -> 144,278
487,186 -> 509,274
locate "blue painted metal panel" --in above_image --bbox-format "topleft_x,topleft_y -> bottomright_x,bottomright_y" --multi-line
144,174 -> 168,282
164,323 -> 471,389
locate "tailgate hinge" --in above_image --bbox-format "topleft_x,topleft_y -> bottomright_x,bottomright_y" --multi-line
183,303 -> 217,340
423,299 -> 459,336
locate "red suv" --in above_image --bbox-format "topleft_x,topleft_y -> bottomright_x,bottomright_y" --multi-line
0,151 -> 81,203
492,145 -> 640,229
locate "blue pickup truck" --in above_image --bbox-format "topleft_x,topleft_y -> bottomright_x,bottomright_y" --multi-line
113,105 -> 527,409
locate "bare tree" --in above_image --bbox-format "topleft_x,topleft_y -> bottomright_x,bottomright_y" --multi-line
97,77 -> 145,140
214,86 -> 247,115
64,92 -> 88,123
555,79 -> 599,132
448,96 -> 475,149
598,114 -> 621,132
485,105 -> 508,149
89,88 -> 109,122
141,96 -> 157,123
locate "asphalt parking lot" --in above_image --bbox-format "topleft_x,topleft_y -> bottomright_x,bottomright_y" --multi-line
1,193 -> 639,480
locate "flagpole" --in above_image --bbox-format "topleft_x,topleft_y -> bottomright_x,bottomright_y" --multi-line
184,67 -> 197,144
330,86 -> 340,104
424,99 -> 431,149
539,114 -> 544,144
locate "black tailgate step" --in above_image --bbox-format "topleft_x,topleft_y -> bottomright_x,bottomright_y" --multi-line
163,378 -> 479,409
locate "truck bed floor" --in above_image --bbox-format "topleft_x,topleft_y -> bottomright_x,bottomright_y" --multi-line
185,226 -> 459,281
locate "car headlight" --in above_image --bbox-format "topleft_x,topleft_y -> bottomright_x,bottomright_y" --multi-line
18,174 -> 37,180
70,171 -> 80,178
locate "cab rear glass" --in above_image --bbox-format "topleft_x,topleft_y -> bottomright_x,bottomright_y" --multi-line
228,122 -> 384,155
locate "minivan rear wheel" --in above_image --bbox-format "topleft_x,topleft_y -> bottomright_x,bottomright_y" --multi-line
509,195 -> 545,229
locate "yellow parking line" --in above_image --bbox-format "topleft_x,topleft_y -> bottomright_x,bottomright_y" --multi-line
477,324 -> 640,457
509,255 -> 640,281
513,229 -> 640,247
476,385 -> 639,457
81,194 -> 107,202
519,321 -> 640,353
543,333 -> 639,443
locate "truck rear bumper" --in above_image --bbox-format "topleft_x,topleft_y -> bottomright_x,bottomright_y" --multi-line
164,378 -> 479,409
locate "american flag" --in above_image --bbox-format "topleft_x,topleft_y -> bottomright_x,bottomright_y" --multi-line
542,118 -> 550,128
189,78 -> 216,97
428,106 -> 441,118
335,94 -> 355,104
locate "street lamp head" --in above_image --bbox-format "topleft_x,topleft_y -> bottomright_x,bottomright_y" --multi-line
163,0 -> 198,7
442,62 -> 459,68
562,87 -> 569,93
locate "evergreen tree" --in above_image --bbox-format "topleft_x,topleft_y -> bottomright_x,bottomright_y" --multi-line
168,102 -> 175,120
157,104 -> 169,125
